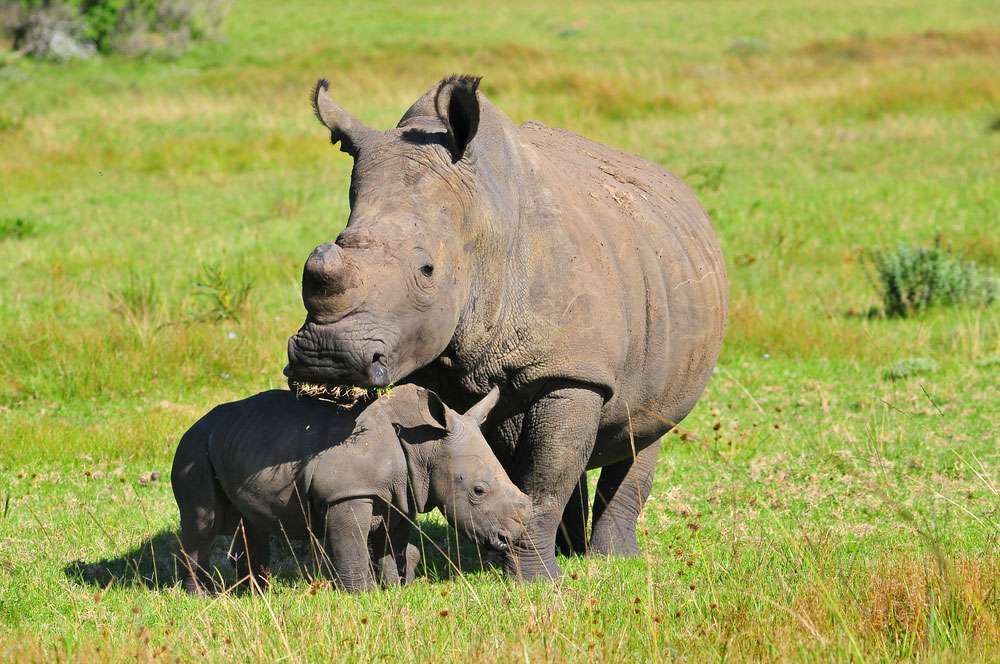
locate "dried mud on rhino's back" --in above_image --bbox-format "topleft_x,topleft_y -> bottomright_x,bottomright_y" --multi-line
517,120 -> 711,229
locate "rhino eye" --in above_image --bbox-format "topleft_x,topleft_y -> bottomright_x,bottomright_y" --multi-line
420,264 -> 434,277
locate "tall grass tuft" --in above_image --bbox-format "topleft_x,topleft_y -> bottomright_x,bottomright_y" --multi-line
108,269 -> 161,339
863,241 -> 999,318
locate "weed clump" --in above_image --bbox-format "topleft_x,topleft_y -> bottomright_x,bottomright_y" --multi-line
863,241 -> 998,318
726,36 -> 771,60
884,357 -> 938,381
192,260 -> 251,322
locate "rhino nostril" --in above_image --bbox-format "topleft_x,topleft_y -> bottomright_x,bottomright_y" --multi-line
367,354 -> 390,387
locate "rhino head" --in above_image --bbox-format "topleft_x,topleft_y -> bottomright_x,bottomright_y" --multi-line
286,75 -> 512,389
384,385 -> 531,552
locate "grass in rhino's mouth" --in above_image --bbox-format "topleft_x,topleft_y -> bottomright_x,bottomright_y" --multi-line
289,381 -> 393,407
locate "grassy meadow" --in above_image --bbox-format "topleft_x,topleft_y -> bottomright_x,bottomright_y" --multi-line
1,0 -> 999,660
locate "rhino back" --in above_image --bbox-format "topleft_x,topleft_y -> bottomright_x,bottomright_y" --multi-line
204,392 -> 404,534
513,122 -> 727,448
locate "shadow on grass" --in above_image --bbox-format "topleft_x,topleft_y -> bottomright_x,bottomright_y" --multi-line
64,519 -> 502,590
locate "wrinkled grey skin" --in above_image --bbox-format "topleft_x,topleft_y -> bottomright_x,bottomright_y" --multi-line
171,384 -> 530,593
286,75 -> 728,581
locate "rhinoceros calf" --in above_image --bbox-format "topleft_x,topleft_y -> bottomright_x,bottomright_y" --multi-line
286,75 -> 727,581
171,384 -> 529,593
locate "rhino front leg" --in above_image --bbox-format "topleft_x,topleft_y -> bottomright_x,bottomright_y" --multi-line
557,474 -> 590,556
322,499 -> 376,592
505,382 -> 602,581
590,438 -> 660,557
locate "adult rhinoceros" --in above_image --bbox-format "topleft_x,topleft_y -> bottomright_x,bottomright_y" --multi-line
286,75 -> 727,581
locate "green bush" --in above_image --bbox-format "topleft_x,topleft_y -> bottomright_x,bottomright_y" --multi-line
863,241 -> 999,318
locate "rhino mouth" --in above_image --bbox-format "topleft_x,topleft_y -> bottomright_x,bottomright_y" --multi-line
284,374 -> 390,408
487,531 -> 513,553
285,322 -> 392,388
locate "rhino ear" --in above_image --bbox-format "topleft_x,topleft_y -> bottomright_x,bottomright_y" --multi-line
434,74 -> 482,162
311,78 -> 376,157
383,384 -> 448,431
463,385 -> 500,426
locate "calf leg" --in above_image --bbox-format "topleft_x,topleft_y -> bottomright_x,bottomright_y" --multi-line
590,438 -> 660,557
172,432 -> 226,595
323,499 -> 376,592
372,519 -> 416,587
178,526 -> 217,596
503,382 -> 602,581
229,520 -> 271,593
402,543 -> 421,583
556,474 -> 589,556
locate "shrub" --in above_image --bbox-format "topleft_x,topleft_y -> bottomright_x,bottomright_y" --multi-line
4,1 -> 95,60
863,241 -> 999,318
0,217 -> 36,240
3,0 -> 227,59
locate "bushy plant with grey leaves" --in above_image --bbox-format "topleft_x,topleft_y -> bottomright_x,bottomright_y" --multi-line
864,241 -> 998,318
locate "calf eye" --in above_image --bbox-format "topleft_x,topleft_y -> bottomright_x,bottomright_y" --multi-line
472,484 -> 487,497
420,264 -> 434,277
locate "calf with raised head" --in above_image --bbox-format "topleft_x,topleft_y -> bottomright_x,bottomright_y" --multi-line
171,384 -> 529,593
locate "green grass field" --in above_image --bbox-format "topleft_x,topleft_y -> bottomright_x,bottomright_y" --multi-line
1,1 -> 999,660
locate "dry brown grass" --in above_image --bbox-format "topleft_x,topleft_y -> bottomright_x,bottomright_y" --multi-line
798,28 -> 1000,63
862,556 -> 1000,648
289,381 -> 386,407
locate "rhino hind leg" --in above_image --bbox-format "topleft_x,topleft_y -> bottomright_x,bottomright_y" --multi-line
590,438 -> 661,557
556,474 -> 589,557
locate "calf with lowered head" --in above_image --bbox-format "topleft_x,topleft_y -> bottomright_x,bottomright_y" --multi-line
171,384 -> 529,593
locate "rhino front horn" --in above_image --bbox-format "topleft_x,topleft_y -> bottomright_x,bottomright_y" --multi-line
302,243 -> 359,314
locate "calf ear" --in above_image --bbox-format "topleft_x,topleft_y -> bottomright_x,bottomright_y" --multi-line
383,384 -> 448,431
311,79 -> 376,157
463,385 -> 500,426
434,74 -> 482,162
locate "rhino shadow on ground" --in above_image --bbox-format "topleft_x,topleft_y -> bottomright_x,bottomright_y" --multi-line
63,519 -> 501,591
